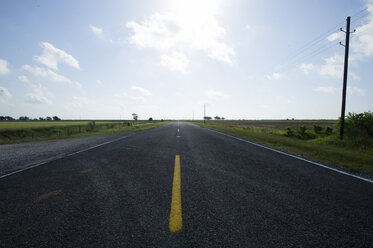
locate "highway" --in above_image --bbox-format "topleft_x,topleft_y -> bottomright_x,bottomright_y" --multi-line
1,122 -> 372,247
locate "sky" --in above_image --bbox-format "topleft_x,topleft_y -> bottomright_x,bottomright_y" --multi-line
0,0 -> 372,120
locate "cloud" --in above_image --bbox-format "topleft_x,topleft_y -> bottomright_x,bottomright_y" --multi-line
96,80 -> 103,85
33,42 -> 80,70
131,96 -> 146,102
0,86 -> 11,98
0,58 -> 10,74
206,90 -> 231,100
25,84 -> 52,104
90,24 -> 103,37
266,72 -> 285,80
22,65 -> 81,88
347,86 -> 365,96
320,54 -> 344,78
352,2 -> 373,58
18,75 -> 29,83
299,63 -> 315,75
315,86 -> 339,94
131,85 -> 152,96
315,86 -> 365,96
327,32 -> 344,42
350,72 -> 361,81
160,51 -> 189,73
126,1 -> 234,65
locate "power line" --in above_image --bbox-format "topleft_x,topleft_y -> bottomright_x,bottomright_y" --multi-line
284,6 -> 369,66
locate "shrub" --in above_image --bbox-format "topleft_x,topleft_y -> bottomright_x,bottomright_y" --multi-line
343,111 -> 373,138
88,121 -> 96,131
325,126 -> 333,135
297,125 -> 307,137
284,126 -> 294,136
312,124 -> 323,134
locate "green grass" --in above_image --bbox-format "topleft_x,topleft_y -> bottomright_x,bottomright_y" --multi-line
190,121 -> 373,175
0,120 -> 169,144
0,121 -> 121,130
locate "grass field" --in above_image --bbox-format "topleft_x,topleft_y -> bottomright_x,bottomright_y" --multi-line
190,120 -> 373,175
0,121 -> 123,130
0,120 -> 169,144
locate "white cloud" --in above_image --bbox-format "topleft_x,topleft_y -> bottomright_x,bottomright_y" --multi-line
160,51 -> 189,73
352,2 -> 373,58
22,65 -> 81,88
327,32 -> 344,42
348,86 -> 365,96
315,86 -> 338,94
33,42 -> 80,70
320,54 -> 343,78
206,90 -> 231,100
18,75 -> 29,83
126,1 -> 234,65
299,63 -> 315,75
315,86 -> 365,96
131,85 -> 152,96
131,96 -> 146,102
0,86 -> 11,97
266,72 -> 285,80
25,84 -> 52,104
350,72 -> 361,81
90,24 -> 103,37
0,58 -> 10,74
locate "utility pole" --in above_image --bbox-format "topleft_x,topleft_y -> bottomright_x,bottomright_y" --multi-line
339,16 -> 354,139
204,104 -> 206,123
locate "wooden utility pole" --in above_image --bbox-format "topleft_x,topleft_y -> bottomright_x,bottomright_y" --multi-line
339,16 -> 353,139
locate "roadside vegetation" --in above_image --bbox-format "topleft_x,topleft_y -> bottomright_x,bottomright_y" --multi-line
191,111 -> 373,175
0,120 -> 168,144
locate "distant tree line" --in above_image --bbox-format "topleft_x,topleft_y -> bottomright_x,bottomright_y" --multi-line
204,116 -> 225,120
0,116 -> 61,121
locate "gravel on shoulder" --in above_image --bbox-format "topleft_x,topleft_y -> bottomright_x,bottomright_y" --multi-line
0,133 -> 131,176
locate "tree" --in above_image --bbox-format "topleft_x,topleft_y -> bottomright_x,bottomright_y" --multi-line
19,116 -> 30,121
46,116 -> 52,121
132,113 -> 138,121
149,117 -> 153,121
204,116 -> 212,120
214,116 -> 221,120
53,116 -> 61,121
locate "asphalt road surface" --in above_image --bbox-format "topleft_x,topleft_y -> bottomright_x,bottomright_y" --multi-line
1,122 -> 372,247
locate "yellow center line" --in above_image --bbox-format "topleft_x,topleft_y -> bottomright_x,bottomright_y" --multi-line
169,155 -> 182,232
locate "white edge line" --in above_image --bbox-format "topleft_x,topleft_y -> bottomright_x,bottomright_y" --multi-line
206,128 -> 373,184
0,134 -> 132,179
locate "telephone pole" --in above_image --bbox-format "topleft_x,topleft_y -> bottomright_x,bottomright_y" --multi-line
339,16 -> 354,139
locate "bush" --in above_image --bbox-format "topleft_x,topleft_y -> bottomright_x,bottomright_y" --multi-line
325,126 -> 333,135
297,125 -> 307,137
284,126 -> 294,136
343,111 -> 373,138
88,121 -> 96,131
312,124 -> 323,134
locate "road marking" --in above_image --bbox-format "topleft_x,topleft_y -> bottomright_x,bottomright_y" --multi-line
206,128 -> 373,184
169,155 -> 182,232
36,189 -> 63,202
177,128 -> 180,132
0,134 -> 132,179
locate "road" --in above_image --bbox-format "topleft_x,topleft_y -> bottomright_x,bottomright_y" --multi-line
1,122 -> 372,247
